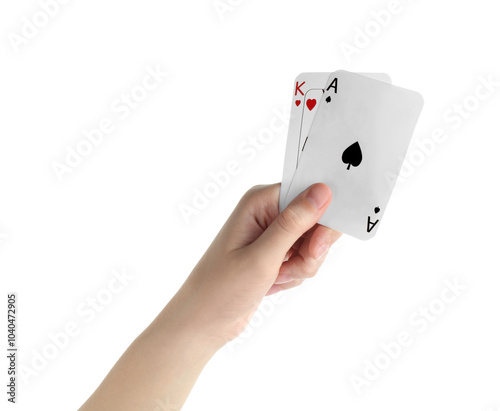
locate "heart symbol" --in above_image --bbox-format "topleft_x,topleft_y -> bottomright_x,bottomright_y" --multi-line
295,100 -> 301,107
306,99 -> 316,111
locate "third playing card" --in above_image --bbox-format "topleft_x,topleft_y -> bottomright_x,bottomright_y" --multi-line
283,70 -> 424,240
279,72 -> 391,211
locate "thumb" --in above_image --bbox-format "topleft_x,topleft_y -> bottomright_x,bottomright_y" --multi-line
253,183 -> 332,260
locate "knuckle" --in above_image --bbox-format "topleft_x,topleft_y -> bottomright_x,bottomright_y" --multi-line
241,185 -> 263,201
277,207 -> 303,236
304,266 -> 319,278
299,256 -> 320,279
248,184 -> 265,194
238,185 -> 261,208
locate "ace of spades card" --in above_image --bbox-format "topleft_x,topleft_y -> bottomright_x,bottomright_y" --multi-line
279,72 -> 392,211
283,70 -> 424,240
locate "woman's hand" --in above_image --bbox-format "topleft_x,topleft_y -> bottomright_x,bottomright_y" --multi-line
174,183 -> 342,346
79,183 -> 342,411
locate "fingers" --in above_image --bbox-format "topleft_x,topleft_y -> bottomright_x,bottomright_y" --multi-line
283,231 -> 309,261
265,279 -> 304,296
274,224 -> 342,284
308,224 -> 343,260
251,184 -> 332,263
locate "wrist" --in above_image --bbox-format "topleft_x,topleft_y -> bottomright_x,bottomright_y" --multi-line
151,290 -> 226,358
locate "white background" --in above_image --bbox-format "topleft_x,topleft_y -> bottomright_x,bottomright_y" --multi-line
1,0 -> 499,410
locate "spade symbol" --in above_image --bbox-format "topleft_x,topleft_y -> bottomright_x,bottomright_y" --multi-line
342,141 -> 362,170
374,207 -> 380,214
326,96 -> 331,103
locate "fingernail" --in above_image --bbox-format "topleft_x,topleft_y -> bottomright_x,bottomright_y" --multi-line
275,273 -> 294,284
306,184 -> 331,209
315,243 -> 330,259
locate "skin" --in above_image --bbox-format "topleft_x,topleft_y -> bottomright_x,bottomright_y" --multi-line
79,183 -> 342,411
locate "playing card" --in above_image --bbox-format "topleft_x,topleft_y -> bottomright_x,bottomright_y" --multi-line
283,70 -> 424,240
279,72 -> 391,211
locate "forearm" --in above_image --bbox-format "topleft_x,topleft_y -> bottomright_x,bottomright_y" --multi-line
79,292 -> 221,411
78,183 -> 336,410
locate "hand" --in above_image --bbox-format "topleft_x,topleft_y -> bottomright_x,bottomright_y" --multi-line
172,183 -> 342,346
79,183 -> 342,411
